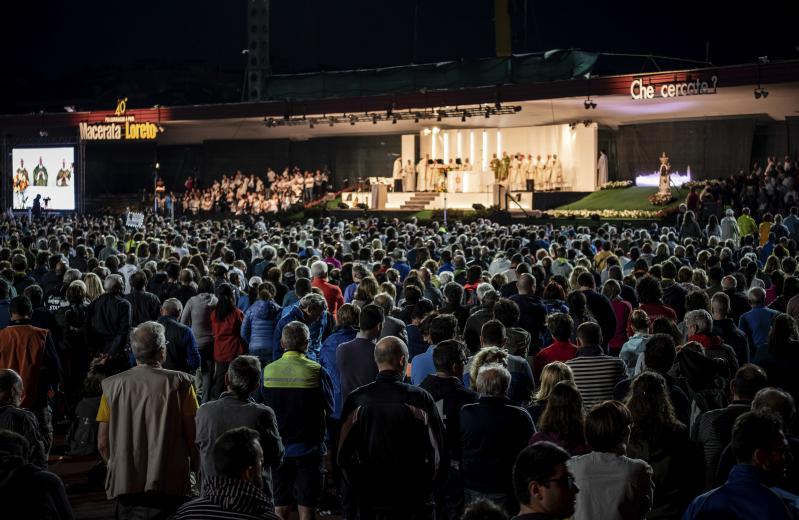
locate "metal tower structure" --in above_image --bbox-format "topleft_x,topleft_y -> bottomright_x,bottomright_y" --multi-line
244,0 -> 271,102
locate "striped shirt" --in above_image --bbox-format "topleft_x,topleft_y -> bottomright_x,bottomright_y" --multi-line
566,346 -> 626,409
173,476 -> 280,520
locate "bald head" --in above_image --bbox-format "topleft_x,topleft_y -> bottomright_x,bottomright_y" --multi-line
374,336 -> 409,373
0,369 -> 23,406
517,273 -> 535,294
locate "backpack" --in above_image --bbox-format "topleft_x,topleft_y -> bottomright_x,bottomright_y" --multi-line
67,396 -> 101,456
674,348 -> 729,430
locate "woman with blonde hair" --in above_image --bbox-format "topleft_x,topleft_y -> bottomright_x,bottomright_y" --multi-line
278,257 -> 300,288
467,346 -> 508,391
528,361 -> 574,423
379,282 -> 396,300
529,381 -> 589,456
83,272 -> 104,301
569,265 -> 589,292
352,276 -> 380,308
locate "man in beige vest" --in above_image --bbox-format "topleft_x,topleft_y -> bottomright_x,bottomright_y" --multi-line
97,321 -> 199,519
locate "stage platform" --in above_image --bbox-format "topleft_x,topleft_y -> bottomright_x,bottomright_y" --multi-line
341,190 -> 589,211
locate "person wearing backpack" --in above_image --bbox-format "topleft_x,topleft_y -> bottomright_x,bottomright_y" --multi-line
692,364 -> 768,489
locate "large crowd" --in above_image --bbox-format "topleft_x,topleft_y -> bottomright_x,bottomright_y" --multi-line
176,167 -> 331,216
1,155 -> 799,520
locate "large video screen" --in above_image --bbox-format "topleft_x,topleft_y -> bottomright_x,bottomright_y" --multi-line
12,147 -> 76,211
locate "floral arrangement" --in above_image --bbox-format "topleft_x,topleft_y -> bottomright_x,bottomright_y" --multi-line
684,179 -> 721,190
544,209 -> 669,219
648,192 -> 675,205
600,180 -> 634,190
13,175 -> 29,208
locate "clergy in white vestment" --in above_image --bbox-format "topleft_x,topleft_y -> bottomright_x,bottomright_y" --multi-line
597,149 -> 609,187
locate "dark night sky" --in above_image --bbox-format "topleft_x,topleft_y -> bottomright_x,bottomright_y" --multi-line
2,0 -> 797,110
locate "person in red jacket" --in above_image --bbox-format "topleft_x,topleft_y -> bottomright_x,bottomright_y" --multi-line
627,275 -> 677,336
533,313 -> 578,386
311,260 -> 343,320
209,283 -> 247,400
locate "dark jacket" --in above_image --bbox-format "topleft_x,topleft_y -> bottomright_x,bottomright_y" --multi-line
713,318 -> 750,365
158,315 -> 200,374
87,293 -> 132,362
377,315 -> 408,347
509,293 -> 548,351
754,341 -> 799,407
0,461 -> 73,520
262,351 -> 333,456
724,289 -> 750,324
12,272 -> 37,295
419,374 -> 477,462
338,370 -> 447,512
580,289 -> 617,350
460,395 -> 535,494
195,392 -> 283,501
661,280 -> 687,322
124,289 -> 161,327
693,401 -> 752,489
440,303 -> 471,334
614,373 -> 691,427
463,305 -> 494,354
0,403 -> 48,468
684,464 -> 799,520
170,285 -> 198,306
627,422 -> 703,519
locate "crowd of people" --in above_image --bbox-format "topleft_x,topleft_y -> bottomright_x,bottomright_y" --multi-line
2,158 -> 799,519
178,167 -> 331,216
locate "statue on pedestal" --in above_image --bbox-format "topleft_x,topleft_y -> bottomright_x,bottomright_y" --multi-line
658,152 -> 671,196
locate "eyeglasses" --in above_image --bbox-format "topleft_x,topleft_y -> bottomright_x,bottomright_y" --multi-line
541,475 -> 577,491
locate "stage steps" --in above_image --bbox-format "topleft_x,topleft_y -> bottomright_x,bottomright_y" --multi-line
399,192 -> 439,210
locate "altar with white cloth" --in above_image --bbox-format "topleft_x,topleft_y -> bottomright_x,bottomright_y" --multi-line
445,170 -> 488,193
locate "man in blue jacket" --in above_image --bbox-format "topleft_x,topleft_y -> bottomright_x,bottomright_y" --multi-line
273,293 -> 328,362
158,298 -> 200,375
683,409 -> 799,520
263,321 -> 333,520
738,287 -> 779,359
